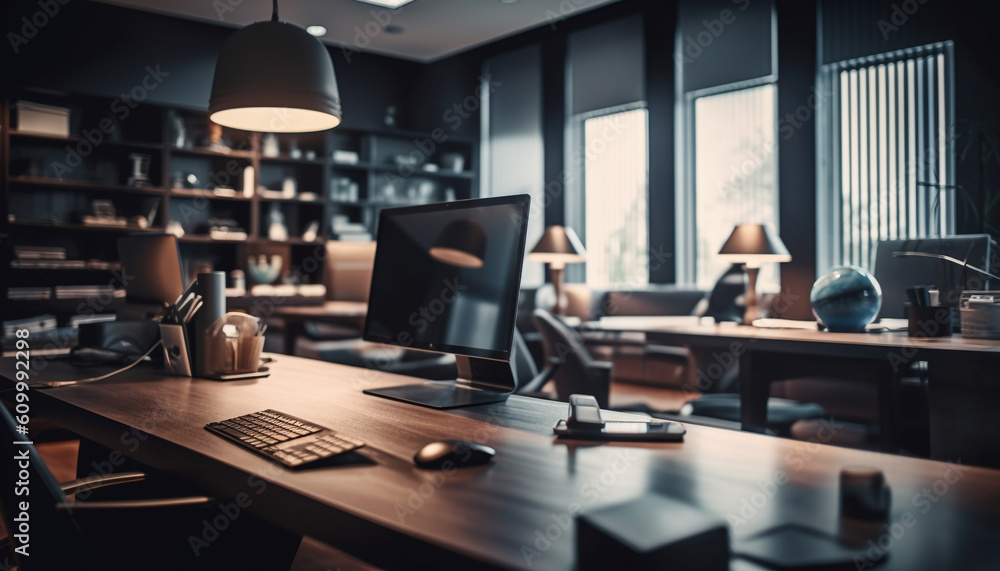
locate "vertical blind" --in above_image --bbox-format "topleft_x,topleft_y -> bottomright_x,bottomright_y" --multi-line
692,83 -> 779,289
818,41 -> 955,271
584,107 -> 649,288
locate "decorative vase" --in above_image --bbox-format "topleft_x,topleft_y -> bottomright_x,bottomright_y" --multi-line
810,266 -> 883,332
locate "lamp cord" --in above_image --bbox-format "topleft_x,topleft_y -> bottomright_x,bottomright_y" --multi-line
272,0 -> 279,21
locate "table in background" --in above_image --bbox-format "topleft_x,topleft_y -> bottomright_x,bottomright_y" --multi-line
588,318 -> 1000,467
263,300 -> 368,355
2,356 -> 1000,569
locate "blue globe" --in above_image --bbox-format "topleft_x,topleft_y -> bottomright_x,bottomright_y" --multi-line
810,266 -> 883,332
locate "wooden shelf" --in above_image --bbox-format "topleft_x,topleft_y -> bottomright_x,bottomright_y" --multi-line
169,146 -> 254,159
9,177 -> 165,195
178,235 -> 248,243
369,166 -> 475,180
9,131 -> 163,150
256,195 -> 323,204
170,188 -> 252,201
260,155 -> 326,166
251,238 -> 324,246
9,221 -> 162,233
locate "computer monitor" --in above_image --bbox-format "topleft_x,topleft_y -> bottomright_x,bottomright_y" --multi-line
873,235 -> 996,319
117,233 -> 185,306
362,194 -> 531,409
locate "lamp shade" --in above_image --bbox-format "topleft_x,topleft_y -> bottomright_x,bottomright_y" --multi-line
209,20 -> 342,133
429,219 -> 486,268
527,226 -> 586,269
718,224 -> 791,268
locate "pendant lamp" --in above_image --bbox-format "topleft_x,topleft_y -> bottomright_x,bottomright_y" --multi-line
209,0 -> 342,133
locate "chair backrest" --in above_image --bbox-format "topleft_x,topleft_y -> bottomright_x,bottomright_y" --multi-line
697,263 -> 747,322
0,405 -> 82,570
322,241 -> 377,302
510,327 -> 539,387
873,235 -> 995,319
532,308 -> 610,407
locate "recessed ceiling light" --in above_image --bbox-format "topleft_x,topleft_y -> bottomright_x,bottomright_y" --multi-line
354,0 -> 416,8
385,25 -> 404,34
499,0 -> 519,4
306,25 -> 327,37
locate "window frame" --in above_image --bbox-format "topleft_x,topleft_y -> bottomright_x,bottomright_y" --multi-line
566,101 -> 650,287
677,75 -> 780,288
816,41 -> 956,272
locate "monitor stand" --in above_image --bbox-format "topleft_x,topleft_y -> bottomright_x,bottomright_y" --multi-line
363,355 -> 517,409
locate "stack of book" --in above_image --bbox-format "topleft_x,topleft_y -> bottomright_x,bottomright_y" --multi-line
1,314 -> 76,352
53,285 -> 126,299
330,215 -> 372,242
14,245 -> 66,261
8,287 -> 51,300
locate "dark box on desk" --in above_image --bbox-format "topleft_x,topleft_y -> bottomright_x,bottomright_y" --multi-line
577,495 -> 729,571
78,320 -> 159,356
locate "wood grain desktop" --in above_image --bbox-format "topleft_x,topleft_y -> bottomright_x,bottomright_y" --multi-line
2,356 -> 999,569
588,319 -> 1000,466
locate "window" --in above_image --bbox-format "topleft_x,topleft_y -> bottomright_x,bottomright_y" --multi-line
579,106 -> 649,288
818,42 -> 955,271
681,82 -> 779,289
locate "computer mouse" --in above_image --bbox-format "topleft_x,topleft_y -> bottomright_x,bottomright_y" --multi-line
413,439 -> 495,469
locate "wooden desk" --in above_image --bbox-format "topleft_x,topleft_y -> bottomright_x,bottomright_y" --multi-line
588,318 -> 1000,467
263,300 -> 368,354
3,356 -> 1000,569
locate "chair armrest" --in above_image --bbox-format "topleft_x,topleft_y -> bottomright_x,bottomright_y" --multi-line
585,360 -> 613,408
519,363 -> 558,394
60,471 -> 147,496
56,496 -> 213,510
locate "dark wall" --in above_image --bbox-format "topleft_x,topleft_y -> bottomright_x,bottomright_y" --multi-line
776,0 -> 818,320
3,1 -> 422,131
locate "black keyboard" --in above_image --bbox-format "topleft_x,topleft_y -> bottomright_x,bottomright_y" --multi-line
205,409 -> 365,469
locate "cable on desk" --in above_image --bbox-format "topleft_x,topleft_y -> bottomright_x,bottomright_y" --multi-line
37,340 -> 163,388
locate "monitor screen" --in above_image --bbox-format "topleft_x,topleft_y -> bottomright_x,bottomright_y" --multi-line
873,235 -> 995,319
117,233 -> 185,306
363,195 -> 531,362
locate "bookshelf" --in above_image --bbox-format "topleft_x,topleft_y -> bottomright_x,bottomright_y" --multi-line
0,87 -> 478,329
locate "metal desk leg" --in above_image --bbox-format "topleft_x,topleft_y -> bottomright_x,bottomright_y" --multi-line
739,350 -> 769,434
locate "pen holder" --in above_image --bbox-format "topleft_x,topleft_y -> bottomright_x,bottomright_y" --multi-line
906,305 -> 952,337
204,312 -> 265,376
159,323 -> 192,376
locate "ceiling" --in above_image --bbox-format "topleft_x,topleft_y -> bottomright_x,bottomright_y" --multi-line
96,0 -> 620,63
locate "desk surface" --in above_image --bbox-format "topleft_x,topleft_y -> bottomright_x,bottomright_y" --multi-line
590,318 -> 1000,354
3,356 -> 1000,569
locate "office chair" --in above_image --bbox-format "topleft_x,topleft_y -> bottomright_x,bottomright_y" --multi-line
0,406 -> 300,571
532,308 -> 613,408
667,265 -> 825,435
296,240 -> 460,380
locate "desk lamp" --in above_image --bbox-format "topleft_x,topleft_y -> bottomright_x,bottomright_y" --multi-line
528,226 -> 586,315
718,224 -> 791,324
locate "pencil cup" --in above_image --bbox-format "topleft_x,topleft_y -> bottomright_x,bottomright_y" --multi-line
205,312 -> 265,375
906,305 -> 952,337
159,323 -> 192,376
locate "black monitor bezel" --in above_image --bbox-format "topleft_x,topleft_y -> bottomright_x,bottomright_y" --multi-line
362,194 -> 531,362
